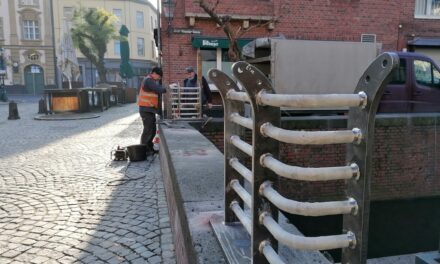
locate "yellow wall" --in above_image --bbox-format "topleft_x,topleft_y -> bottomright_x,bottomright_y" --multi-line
52,0 -> 158,62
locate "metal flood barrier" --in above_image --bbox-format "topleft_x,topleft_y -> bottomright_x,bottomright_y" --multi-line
169,84 -> 202,119
208,52 -> 399,264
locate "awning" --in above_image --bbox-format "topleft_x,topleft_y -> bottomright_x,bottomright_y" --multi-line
408,38 -> 440,47
191,36 -> 253,49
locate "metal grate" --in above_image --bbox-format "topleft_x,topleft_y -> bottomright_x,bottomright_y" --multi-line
361,34 -> 376,43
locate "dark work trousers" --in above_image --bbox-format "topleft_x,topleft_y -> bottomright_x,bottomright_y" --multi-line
140,111 -> 156,151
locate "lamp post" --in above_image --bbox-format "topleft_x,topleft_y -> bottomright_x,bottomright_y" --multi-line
157,0 -> 161,67
0,47 -> 8,102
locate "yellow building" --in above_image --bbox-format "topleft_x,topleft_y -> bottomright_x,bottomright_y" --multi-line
52,0 -> 159,88
0,0 -> 56,95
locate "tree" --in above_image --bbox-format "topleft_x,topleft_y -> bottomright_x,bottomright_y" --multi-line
193,0 -> 276,61
71,8 -> 118,83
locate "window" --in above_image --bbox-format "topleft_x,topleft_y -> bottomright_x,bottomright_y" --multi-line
221,50 -> 233,77
151,16 -> 154,32
113,9 -> 122,25
151,40 -> 156,58
63,7 -> 74,20
415,0 -> 440,17
136,11 -> 144,28
200,49 -> 216,80
114,40 -> 120,56
23,20 -> 40,40
414,59 -> 440,87
390,59 -> 406,85
137,37 -> 145,56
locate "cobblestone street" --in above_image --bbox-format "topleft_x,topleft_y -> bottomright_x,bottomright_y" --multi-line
0,98 -> 175,264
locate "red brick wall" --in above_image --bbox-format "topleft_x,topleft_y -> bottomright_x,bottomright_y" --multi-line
161,0 -> 440,87
184,0 -> 274,17
198,115 -> 440,201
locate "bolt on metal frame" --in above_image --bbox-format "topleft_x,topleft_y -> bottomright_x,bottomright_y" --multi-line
209,52 -> 398,264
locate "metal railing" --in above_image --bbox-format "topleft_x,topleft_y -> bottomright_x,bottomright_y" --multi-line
209,52 -> 399,264
169,84 -> 202,119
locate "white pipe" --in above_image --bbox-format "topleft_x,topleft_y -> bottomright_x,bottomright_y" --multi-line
230,112 -> 253,130
260,182 -> 358,216
230,201 -> 252,234
261,154 -> 359,181
259,240 -> 286,264
260,213 -> 356,251
229,158 -> 253,183
261,123 -> 363,145
227,90 -> 250,102
230,135 -> 253,156
230,180 -> 252,208
257,91 -> 367,109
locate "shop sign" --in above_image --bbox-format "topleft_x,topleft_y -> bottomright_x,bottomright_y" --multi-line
192,36 -> 253,49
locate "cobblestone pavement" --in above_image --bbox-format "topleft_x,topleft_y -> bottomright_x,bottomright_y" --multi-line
0,99 -> 175,264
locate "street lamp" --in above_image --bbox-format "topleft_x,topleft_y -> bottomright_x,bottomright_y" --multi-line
162,0 -> 176,35
0,47 -> 8,102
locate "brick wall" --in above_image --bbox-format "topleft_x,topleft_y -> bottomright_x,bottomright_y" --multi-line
161,0 -> 440,88
197,114 -> 440,201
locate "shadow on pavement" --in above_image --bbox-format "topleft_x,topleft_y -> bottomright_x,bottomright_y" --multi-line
0,95 -> 139,159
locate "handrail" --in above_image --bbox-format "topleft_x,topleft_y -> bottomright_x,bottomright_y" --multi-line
230,112 -> 253,130
257,91 -> 367,109
260,182 -> 358,216
229,158 -> 253,183
259,241 -> 286,264
261,123 -> 363,145
261,154 -> 359,181
226,90 -> 250,102
230,180 -> 252,208
230,135 -> 253,156
230,201 -> 252,234
209,53 -> 399,264
260,212 -> 356,251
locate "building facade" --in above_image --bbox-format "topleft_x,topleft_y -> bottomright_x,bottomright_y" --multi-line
1,0 -> 56,95
160,0 -> 440,88
52,0 -> 159,89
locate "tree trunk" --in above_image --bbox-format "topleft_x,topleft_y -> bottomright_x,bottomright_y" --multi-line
228,36 -> 240,62
97,66 -> 107,83
96,62 -> 107,83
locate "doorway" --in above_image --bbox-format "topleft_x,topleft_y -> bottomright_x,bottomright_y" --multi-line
24,65 -> 45,95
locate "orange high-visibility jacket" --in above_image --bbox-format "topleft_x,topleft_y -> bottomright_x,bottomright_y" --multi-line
138,76 -> 159,108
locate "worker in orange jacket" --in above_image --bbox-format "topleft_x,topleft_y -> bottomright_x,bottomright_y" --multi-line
138,67 -> 166,152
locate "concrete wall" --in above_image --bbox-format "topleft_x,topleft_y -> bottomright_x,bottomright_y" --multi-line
158,121 -> 226,264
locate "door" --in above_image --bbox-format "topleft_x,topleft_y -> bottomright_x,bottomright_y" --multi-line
411,59 -> 440,112
378,58 -> 410,113
24,65 -> 45,95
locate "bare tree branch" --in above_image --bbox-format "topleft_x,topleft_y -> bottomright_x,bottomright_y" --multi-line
196,0 -> 224,26
237,19 -> 274,38
194,0 -> 283,61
